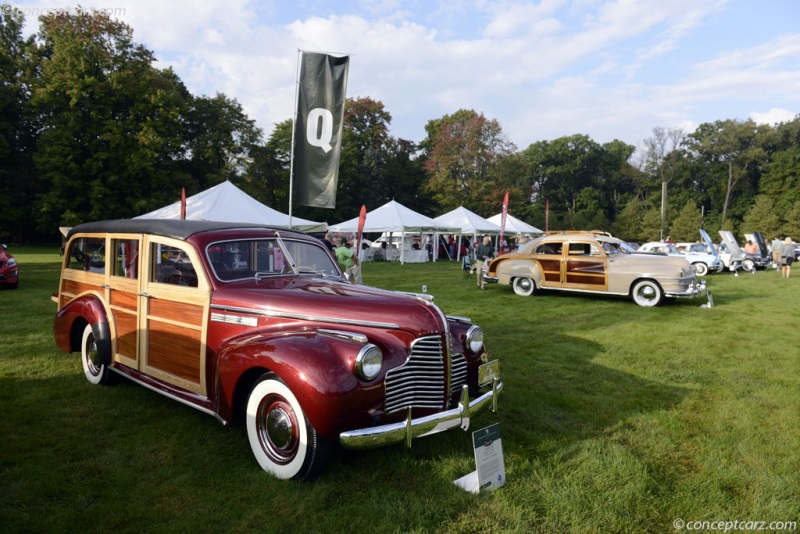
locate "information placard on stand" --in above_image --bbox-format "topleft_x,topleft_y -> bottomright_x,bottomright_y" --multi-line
454,423 -> 506,493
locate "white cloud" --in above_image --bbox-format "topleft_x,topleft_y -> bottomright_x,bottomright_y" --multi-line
751,108 -> 798,125
11,0 -> 800,148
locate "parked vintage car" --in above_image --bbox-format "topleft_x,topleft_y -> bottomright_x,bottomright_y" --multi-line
717,230 -> 764,272
638,241 -> 721,276
53,220 -> 502,480
482,231 -> 706,307
0,244 -> 19,289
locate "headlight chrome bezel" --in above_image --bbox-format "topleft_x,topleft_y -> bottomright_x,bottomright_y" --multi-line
465,325 -> 484,355
355,343 -> 383,381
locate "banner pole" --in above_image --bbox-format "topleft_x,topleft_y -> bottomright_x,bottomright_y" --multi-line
288,49 -> 302,228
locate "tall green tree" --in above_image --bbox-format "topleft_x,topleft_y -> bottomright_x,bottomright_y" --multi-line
641,126 -> 685,240
182,93 -> 262,193
741,195 -> 782,237
669,200 -> 702,242
0,6 -> 39,241
33,9 -> 190,228
422,109 -> 517,213
242,118 -> 292,211
685,119 -> 767,228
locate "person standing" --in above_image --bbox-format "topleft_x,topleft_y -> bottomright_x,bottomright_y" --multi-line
335,237 -> 361,284
322,232 -> 336,254
771,236 -> 783,270
780,237 -> 794,278
474,236 -> 495,289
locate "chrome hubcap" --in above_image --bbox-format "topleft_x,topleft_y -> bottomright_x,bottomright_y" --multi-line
267,407 -> 294,451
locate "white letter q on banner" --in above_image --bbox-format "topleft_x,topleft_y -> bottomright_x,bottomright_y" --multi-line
306,108 -> 334,153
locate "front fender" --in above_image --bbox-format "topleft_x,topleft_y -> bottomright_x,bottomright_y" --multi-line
217,331 -> 381,438
53,292 -> 110,353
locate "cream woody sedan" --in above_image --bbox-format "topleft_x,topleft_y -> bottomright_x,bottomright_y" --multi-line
482,231 -> 706,307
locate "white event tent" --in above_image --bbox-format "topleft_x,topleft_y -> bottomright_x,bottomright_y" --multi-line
432,206 -> 501,260
487,213 -> 542,235
136,180 -> 327,233
331,200 -> 459,264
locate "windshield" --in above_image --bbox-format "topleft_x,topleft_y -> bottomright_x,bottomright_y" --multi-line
206,238 -> 340,282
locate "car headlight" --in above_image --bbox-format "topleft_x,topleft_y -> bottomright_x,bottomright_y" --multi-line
6,258 -> 16,267
466,325 -> 484,354
355,344 -> 383,380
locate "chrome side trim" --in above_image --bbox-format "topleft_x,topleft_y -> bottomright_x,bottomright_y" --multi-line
446,315 -> 473,324
210,312 -> 258,327
318,329 -> 368,344
210,304 -> 400,329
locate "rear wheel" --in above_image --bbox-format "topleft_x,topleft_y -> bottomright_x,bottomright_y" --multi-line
742,258 -> 755,272
631,280 -> 663,307
512,277 -> 535,296
246,374 -> 329,480
81,324 -> 113,385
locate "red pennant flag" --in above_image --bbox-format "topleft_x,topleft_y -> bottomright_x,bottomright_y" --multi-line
180,188 -> 187,220
357,205 -> 367,251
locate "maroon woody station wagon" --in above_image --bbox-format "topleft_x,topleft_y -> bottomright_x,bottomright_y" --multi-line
53,219 -> 502,480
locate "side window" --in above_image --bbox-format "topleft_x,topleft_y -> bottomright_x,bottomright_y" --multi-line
588,244 -> 603,256
151,243 -> 198,287
112,239 -> 140,279
535,242 -> 563,255
568,242 -> 590,255
67,237 -> 106,273
208,240 -> 284,281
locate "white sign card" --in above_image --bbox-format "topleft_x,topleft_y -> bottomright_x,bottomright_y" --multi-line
453,423 -> 506,493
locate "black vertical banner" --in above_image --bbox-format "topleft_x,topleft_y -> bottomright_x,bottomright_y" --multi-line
293,52 -> 350,209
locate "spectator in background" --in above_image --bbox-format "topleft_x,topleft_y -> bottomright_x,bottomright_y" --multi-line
474,236 -> 495,290
335,237 -> 361,284
780,237 -> 794,278
744,240 -> 759,255
322,232 -> 336,253
771,236 -> 783,270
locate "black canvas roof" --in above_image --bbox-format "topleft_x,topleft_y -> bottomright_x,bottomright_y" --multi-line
66,219 -> 291,241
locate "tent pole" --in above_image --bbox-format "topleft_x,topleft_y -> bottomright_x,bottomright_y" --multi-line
288,49 -> 302,228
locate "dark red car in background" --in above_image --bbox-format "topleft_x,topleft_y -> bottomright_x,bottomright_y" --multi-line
0,244 -> 19,289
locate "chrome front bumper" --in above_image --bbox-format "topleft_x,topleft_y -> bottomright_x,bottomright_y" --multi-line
665,279 -> 706,299
339,379 -> 503,450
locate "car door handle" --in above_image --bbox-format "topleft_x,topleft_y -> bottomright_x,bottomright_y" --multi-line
137,292 -> 153,298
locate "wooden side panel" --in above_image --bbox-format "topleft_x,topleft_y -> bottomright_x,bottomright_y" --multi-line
113,310 -> 138,359
147,319 -> 202,384
150,298 -> 205,324
63,279 -> 103,297
565,260 -> 607,288
110,290 -> 137,310
538,259 -> 561,283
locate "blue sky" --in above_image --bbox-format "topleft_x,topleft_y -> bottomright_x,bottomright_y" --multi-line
12,0 -> 800,151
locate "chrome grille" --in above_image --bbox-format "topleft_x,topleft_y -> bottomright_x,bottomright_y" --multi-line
384,335 -> 446,413
450,353 -> 468,396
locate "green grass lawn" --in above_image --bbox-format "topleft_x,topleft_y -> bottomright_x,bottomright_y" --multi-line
2,248 -> 799,533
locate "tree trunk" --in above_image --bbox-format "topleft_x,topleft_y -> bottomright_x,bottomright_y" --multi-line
722,160 -> 733,227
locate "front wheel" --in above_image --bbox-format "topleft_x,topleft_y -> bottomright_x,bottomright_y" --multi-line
81,324 -> 113,385
631,280 -> 664,307
246,374 -> 329,480
742,258 -> 755,272
512,277 -> 535,296
692,262 -> 709,276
